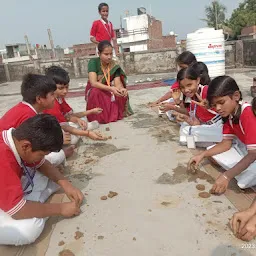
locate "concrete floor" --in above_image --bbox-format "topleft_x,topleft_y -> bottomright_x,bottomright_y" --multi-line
0,70 -> 256,255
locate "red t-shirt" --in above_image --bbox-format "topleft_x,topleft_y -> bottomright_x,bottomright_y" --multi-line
187,85 -> 217,123
223,103 -> 256,150
0,102 -> 37,132
90,19 -> 115,42
0,129 -> 44,216
44,98 -> 73,124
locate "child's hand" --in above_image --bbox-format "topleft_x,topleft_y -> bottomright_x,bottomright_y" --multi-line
60,201 -> 81,218
63,132 -> 71,145
87,131 -> 105,140
235,214 -> 256,241
77,118 -> 88,130
171,89 -> 181,101
191,93 -> 208,108
230,208 -> 256,237
159,103 -> 175,112
210,173 -> 230,195
91,108 -> 103,115
148,101 -> 158,107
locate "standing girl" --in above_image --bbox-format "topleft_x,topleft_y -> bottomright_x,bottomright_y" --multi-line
90,3 -> 118,56
189,75 -> 256,193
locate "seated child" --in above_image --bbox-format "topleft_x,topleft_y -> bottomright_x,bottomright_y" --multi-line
0,74 -> 73,166
148,51 -> 197,120
0,115 -> 83,246
170,64 -> 223,147
189,76 -> 256,192
44,66 -> 105,143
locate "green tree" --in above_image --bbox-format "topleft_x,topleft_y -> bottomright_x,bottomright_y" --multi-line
201,0 -> 227,30
228,0 -> 256,38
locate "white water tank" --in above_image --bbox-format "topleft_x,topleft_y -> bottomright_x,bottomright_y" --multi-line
186,28 -> 225,78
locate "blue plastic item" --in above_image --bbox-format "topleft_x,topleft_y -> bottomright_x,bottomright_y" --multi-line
163,78 -> 176,86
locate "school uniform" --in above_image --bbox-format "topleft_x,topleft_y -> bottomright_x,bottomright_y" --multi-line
44,98 -> 81,145
90,19 -> 116,56
209,103 -> 256,189
0,102 -> 65,166
179,85 -> 223,147
0,128 -> 59,246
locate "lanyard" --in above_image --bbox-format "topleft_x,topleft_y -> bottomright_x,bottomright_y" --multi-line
101,64 -> 111,86
101,20 -> 112,38
21,161 -> 36,195
189,102 -> 197,119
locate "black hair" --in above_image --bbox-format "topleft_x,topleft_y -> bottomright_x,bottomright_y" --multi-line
176,51 -> 197,66
191,62 -> 211,85
98,40 -> 113,54
177,66 -> 200,108
21,74 -> 56,105
98,2 -> 108,12
177,65 -> 199,83
12,114 -> 63,152
207,76 -> 244,123
45,66 -> 70,85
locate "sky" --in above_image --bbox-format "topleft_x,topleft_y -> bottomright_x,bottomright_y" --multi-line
0,0 -> 242,49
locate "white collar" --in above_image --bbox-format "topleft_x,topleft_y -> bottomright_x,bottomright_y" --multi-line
21,101 -> 38,114
2,128 -> 22,167
101,18 -> 110,25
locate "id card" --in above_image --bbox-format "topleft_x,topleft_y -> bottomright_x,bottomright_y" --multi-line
111,94 -> 115,102
187,135 -> 196,149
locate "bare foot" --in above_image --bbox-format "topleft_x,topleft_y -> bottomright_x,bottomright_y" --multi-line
63,145 -> 75,158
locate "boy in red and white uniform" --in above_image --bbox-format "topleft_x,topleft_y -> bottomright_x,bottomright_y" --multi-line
0,74 -> 74,166
0,115 -> 83,245
44,66 -> 106,144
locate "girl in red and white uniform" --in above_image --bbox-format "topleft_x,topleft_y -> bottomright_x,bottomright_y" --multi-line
171,65 -> 223,147
189,75 -> 256,193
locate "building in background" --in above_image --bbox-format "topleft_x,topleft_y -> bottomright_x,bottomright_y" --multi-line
239,26 -> 256,40
2,43 -> 64,63
116,7 -> 176,52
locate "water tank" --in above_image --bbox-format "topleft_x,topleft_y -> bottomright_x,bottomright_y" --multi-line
186,28 -> 225,78
137,7 -> 146,15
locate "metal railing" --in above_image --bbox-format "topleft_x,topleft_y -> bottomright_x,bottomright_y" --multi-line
116,28 -> 148,38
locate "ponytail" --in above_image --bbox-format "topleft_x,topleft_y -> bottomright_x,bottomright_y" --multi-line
191,62 -> 210,85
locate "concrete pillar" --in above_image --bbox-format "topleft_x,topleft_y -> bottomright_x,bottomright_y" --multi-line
73,57 -> 80,78
4,64 -> 10,82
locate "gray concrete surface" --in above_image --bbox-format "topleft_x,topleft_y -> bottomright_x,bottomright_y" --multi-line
0,70 -> 256,255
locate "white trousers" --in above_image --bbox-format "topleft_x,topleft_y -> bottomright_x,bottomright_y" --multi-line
179,120 -> 223,147
0,171 -> 59,246
208,139 -> 256,189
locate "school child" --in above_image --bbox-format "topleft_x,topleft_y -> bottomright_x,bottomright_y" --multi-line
0,74 -> 72,166
0,115 -> 83,246
171,64 -> 223,147
189,76 -> 256,192
90,3 -> 118,56
44,66 -> 106,144
148,51 -> 197,119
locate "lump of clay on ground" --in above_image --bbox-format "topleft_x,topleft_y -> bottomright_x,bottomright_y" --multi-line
199,192 -> 211,198
196,184 -> 205,191
58,241 -> 65,246
108,191 -> 118,198
74,231 -> 84,240
101,196 -> 108,200
59,249 -> 75,256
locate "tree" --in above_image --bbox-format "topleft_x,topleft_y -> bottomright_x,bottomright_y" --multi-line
201,0 -> 227,30
228,0 -> 256,38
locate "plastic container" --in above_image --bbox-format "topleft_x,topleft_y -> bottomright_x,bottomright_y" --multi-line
186,28 -> 225,78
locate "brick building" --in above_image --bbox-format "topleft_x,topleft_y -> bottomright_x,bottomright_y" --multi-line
239,25 -> 256,40
117,9 -> 176,52
72,43 -> 96,57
